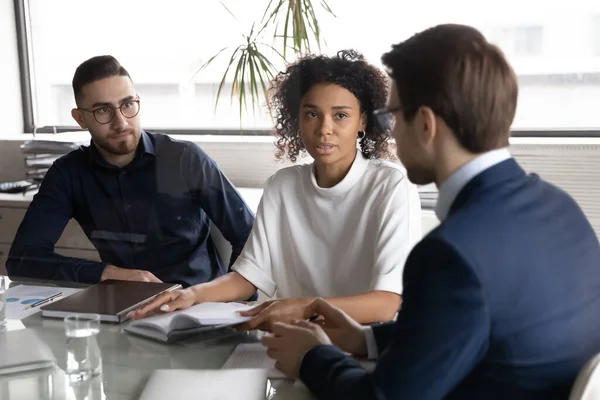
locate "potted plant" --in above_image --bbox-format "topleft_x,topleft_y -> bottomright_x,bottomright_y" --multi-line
193,0 -> 336,125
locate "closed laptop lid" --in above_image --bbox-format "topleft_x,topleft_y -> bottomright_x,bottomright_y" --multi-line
40,280 -> 181,319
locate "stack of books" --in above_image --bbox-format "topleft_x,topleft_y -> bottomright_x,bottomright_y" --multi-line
20,137 -> 89,185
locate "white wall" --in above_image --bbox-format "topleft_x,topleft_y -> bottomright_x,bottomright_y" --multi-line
0,0 -> 24,183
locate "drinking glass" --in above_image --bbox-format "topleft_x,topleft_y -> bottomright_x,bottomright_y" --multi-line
0,276 -> 7,328
64,314 -> 102,382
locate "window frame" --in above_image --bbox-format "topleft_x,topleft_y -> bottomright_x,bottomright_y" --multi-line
13,0 -> 600,138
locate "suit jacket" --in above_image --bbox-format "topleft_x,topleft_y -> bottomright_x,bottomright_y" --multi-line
300,159 -> 600,400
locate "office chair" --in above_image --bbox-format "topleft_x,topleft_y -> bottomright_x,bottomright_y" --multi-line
569,353 -> 600,400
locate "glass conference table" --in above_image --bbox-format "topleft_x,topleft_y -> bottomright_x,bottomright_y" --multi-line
0,277 -> 315,400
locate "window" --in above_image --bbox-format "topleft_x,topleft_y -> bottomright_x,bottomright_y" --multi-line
514,26 -> 544,56
19,0 -> 600,134
488,26 -> 544,57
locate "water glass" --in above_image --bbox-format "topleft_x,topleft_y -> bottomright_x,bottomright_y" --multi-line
64,314 -> 102,382
66,374 -> 106,400
0,276 -> 6,328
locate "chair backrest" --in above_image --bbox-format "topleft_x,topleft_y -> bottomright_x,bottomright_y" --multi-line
569,353 -> 600,400
210,221 -> 232,269
209,221 -> 271,303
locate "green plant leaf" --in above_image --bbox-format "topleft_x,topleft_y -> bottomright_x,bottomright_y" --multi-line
247,51 -> 258,111
239,51 -> 249,121
213,45 -> 242,113
282,0 -> 294,59
193,0 -> 337,128
257,41 -> 287,62
254,46 -> 282,73
260,0 -> 279,24
190,46 -> 230,84
304,0 -> 321,48
250,54 -> 274,120
250,52 -> 270,102
320,0 -> 335,17
230,48 -> 245,100
218,0 -> 240,24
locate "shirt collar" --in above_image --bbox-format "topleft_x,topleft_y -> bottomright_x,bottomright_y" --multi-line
310,150 -> 369,196
139,130 -> 155,156
434,147 -> 512,221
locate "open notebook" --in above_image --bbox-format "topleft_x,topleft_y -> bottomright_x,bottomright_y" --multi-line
123,302 -> 254,342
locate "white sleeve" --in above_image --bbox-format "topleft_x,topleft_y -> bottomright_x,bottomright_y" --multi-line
363,326 -> 380,360
370,176 -> 422,294
231,179 -> 278,298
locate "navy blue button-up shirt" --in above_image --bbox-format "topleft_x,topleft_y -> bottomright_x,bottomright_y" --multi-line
7,131 -> 255,287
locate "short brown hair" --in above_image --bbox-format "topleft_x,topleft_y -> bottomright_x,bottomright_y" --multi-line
72,55 -> 131,105
381,24 -> 518,153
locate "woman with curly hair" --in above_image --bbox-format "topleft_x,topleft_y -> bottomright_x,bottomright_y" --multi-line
132,50 -> 422,330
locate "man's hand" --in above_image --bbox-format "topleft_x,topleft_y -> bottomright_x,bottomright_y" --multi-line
262,321 -> 332,379
100,265 -> 162,283
128,287 -> 197,320
237,298 -> 313,332
308,298 -> 367,356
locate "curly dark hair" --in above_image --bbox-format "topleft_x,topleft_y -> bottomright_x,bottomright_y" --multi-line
270,49 -> 393,163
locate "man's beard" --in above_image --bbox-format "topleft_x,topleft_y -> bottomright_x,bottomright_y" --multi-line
96,131 -> 139,156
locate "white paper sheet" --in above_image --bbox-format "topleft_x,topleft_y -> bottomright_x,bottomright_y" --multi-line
222,342 -> 287,379
5,285 -> 82,320
139,369 -> 269,400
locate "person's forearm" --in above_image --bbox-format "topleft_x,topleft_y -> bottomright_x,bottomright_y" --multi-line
6,247 -> 107,283
189,271 -> 257,303
325,291 -> 401,324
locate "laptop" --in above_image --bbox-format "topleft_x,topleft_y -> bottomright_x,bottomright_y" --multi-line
40,280 -> 181,323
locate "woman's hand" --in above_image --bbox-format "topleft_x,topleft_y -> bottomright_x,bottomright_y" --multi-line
128,287 -> 198,319
236,298 -> 314,332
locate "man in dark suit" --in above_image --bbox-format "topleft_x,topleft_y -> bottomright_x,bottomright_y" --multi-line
262,24 -> 600,399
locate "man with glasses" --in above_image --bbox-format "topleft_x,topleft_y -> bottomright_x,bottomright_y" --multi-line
7,55 -> 256,289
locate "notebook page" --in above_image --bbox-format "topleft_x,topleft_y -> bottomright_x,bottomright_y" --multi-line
178,302 -> 254,326
130,302 -> 254,333
129,311 -> 179,334
5,285 -> 82,319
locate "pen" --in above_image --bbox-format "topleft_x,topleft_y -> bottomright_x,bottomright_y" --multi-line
25,292 -> 63,310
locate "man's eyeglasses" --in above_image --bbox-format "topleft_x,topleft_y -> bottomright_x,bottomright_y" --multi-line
372,106 -> 403,134
78,98 -> 141,124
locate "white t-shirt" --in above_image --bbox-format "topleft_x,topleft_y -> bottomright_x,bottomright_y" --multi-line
231,153 -> 422,299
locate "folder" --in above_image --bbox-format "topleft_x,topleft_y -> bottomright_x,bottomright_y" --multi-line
40,280 -> 181,323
